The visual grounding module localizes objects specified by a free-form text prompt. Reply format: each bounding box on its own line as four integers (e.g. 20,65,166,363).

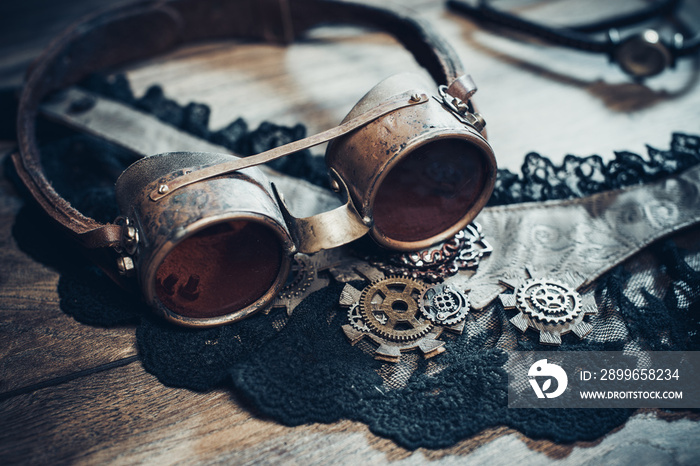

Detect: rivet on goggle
116,256,135,276
330,178,341,193
124,225,137,241
114,215,139,255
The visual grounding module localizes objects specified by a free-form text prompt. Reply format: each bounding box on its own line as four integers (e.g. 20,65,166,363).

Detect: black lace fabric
8,74,700,449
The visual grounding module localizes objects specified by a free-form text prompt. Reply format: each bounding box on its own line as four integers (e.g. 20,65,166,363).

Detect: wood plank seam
0,355,139,402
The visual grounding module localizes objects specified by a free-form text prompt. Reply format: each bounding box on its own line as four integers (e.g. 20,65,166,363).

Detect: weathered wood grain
0,151,137,394
0,362,501,464
1,362,698,465
120,0,700,173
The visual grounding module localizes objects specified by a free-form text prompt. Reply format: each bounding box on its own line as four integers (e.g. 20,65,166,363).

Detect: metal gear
499,273,597,346
367,222,492,282
454,223,493,269
517,279,580,325
419,283,470,325
340,280,465,362
277,255,314,301
341,324,447,363
359,276,432,342
347,303,371,333
530,284,572,315
268,253,332,316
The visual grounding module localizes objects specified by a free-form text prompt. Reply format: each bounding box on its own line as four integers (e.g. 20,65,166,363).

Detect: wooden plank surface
120,0,700,172
0,149,137,395
0,159,142,462
1,0,700,464
0,363,510,464
2,362,699,465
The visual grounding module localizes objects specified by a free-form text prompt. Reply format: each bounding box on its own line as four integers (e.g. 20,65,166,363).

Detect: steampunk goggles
14,0,496,327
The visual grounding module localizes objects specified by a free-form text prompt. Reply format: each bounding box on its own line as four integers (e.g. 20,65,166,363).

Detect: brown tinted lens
155,221,282,319
372,139,487,243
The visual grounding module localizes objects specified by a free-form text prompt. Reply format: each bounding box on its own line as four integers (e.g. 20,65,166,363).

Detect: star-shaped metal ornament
498,269,597,345
265,252,342,315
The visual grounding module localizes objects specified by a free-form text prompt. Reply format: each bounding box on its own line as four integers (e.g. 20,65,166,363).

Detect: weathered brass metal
116,152,294,327
273,170,370,254
113,74,497,327
149,91,429,201
326,73,497,251
100,72,496,328
15,0,500,327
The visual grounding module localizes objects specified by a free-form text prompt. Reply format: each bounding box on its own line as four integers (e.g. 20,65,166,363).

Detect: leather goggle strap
14,0,465,249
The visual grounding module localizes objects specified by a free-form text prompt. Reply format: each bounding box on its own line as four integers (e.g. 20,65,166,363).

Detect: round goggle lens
372,139,487,243
155,220,283,319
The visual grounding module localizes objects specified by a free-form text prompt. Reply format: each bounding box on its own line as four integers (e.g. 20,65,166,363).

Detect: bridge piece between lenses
272,169,370,254
148,91,429,202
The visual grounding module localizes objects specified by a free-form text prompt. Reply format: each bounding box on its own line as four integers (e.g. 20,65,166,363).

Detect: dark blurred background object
448,0,700,79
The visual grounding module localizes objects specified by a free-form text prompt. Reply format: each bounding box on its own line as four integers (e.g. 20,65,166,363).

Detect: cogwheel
270,253,332,316
530,285,571,315
419,284,470,325
500,271,597,346
341,324,447,362
455,238,493,269
359,276,432,342
278,255,314,300
368,223,491,282
347,304,370,333
516,278,581,325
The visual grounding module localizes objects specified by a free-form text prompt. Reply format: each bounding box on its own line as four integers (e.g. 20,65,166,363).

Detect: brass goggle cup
115,73,496,327
116,152,294,327
327,73,496,250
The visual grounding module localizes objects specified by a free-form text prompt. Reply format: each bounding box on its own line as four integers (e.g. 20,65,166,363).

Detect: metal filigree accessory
419,283,470,325
340,275,466,362
266,254,329,316
368,222,492,283
499,270,597,346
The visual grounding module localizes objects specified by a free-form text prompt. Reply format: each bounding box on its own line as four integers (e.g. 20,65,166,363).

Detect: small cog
347,303,370,333
419,284,470,325
516,278,581,325
530,285,571,315
499,272,597,346
359,276,432,342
